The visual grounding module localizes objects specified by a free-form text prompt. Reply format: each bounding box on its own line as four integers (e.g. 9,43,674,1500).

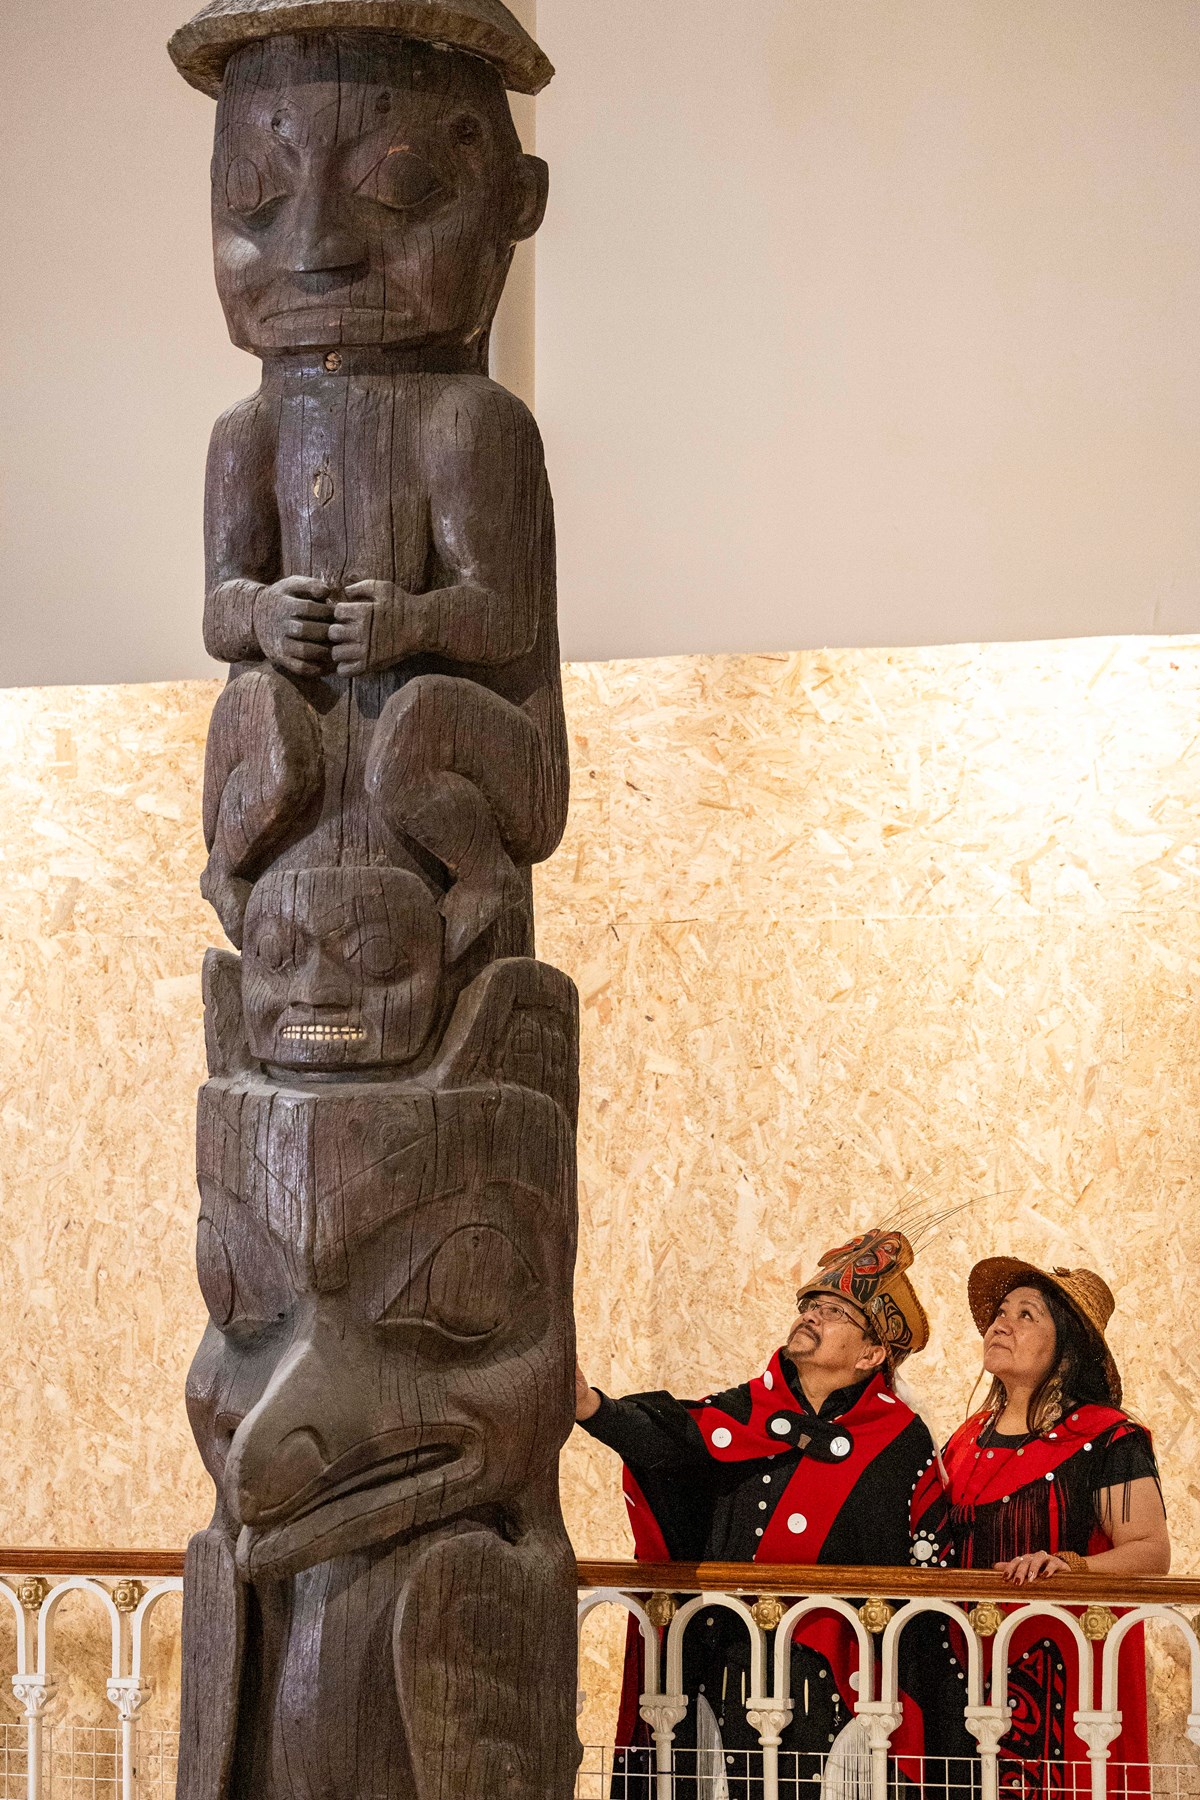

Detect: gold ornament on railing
751,1595,785,1632
1081,1604,1117,1641
647,1593,677,1630
858,1596,895,1634
17,1578,48,1614
111,1579,145,1614
970,1601,1004,1638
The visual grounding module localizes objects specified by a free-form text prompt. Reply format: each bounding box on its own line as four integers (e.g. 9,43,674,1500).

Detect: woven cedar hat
968,1257,1122,1407
796,1228,930,1364
169,0,554,98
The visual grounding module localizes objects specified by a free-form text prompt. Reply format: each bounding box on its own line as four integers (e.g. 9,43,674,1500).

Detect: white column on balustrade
2,1579,41,1800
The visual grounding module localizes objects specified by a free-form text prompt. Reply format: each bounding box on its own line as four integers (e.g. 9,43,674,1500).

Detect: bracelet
1059,1551,1090,1575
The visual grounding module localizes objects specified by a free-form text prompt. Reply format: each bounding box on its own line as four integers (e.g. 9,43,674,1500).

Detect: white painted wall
2,0,1197,685
535,0,1200,657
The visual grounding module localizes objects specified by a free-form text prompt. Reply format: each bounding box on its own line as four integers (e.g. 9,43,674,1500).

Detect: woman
912,1259,1169,1797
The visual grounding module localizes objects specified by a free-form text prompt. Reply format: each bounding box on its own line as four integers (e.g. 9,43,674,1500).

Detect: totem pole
167,5,580,1795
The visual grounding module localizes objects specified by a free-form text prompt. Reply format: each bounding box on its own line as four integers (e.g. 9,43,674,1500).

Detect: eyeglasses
795,1295,867,1331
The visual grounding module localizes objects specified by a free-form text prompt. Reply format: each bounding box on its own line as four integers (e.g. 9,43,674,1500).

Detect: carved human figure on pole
195,25,567,965
168,5,579,1797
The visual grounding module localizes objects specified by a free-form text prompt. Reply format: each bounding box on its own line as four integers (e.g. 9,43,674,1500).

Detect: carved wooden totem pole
167,5,579,1795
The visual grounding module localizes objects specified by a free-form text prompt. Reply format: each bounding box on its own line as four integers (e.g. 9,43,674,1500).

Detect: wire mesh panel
128,1730,178,1800
0,1723,29,1800
574,1750,1200,1800
0,1724,184,1800
47,1727,120,1800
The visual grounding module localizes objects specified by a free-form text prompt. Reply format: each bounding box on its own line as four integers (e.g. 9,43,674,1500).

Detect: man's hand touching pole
575,1361,601,1422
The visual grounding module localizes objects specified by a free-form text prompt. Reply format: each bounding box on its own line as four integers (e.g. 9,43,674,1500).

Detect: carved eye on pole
427,1226,530,1337
356,149,445,213
380,1225,534,1342
337,924,409,982
197,1200,293,1343
252,921,297,973
223,156,288,227
225,156,264,214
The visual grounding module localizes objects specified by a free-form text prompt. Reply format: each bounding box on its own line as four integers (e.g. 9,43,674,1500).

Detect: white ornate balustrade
0,1553,183,1800
577,1560,1200,1800
1,1553,1198,1798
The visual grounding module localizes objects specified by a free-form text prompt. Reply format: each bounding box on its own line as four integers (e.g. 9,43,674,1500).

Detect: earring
1040,1373,1064,1430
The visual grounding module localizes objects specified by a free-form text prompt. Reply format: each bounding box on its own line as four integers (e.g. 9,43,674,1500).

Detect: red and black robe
582,1350,967,1794
911,1404,1161,1798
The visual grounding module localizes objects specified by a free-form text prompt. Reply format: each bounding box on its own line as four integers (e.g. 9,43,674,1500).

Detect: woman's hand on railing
993,1551,1073,1584
575,1362,601,1422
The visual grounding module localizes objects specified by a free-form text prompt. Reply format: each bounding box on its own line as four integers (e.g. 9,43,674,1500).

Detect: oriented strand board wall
1,640,1198,1737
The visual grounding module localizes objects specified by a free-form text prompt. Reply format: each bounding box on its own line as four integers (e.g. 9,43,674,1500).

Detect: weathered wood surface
168,9,577,1796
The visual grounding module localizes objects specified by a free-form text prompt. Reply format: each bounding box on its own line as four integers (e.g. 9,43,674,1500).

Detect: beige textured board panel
0,683,221,1549
1,639,1199,1750
595,640,1200,924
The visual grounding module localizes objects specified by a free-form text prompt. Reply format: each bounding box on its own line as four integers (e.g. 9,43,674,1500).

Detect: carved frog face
211,31,548,356
241,866,443,1072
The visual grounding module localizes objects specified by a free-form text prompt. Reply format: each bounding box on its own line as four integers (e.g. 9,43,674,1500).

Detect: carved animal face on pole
189,1080,576,1579
241,865,444,1070
211,32,548,356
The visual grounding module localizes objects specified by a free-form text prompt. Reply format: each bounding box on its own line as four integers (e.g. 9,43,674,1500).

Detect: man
577,1227,954,1795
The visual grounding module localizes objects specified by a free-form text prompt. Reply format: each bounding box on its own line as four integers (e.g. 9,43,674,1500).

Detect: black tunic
582,1354,965,1798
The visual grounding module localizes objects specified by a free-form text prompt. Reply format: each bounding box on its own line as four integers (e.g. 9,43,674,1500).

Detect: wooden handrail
0,1551,186,1577
1,1551,1195,1607
576,1560,1200,1607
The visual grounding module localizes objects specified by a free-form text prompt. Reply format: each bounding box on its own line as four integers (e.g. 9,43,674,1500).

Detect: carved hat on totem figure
169,0,553,97
794,1227,930,1365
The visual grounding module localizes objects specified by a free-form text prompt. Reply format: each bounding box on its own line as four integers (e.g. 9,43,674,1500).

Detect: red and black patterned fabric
583,1351,966,1797
912,1404,1161,1799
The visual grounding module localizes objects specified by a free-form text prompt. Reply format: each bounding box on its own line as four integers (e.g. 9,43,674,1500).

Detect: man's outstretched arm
574,1362,713,1477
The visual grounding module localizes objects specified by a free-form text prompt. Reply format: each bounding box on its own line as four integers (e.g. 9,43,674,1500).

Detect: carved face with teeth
241,866,443,1072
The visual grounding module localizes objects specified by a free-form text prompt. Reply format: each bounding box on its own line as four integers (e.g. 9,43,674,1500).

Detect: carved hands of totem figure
251,578,335,678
